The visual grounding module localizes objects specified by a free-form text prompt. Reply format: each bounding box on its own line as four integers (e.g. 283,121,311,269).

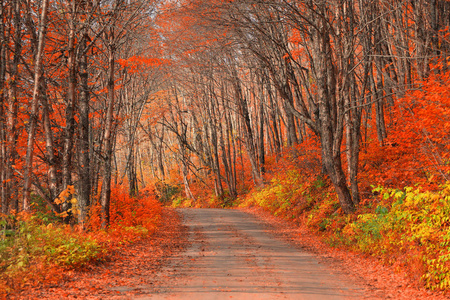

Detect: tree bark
62,1,77,192
101,33,115,229
230,66,263,187
78,31,91,227
41,83,58,204
316,17,354,214
5,0,22,212
0,0,6,214
23,0,49,211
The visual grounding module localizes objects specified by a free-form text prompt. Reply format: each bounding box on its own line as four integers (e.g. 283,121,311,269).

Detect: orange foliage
117,56,171,73
88,185,162,245
0,184,163,298
9,208,185,300
360,67,450,190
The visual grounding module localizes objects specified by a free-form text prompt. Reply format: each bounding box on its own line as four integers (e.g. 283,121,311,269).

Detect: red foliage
1,185,164,298
88,185,162,245
359,67,450,191
8,208,186,300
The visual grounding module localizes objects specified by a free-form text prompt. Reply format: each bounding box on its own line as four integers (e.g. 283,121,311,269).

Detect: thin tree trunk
231,68,263,187
258,91,265,174
209,87,224,197
267,81,281,155
78,32,91,227
23,0,49,211
63,2,77,191
6,0,22,212
220,88,237,199
101,35,115,229
42,83,58,203
0,0,7,214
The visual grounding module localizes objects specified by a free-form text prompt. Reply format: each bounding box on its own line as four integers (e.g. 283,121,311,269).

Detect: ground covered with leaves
6,208,187,300
5,204,450,299
244,207,449,300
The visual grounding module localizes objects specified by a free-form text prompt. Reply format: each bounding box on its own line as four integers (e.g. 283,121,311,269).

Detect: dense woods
2,0,450,294
153,0,450,210
0,0,164,227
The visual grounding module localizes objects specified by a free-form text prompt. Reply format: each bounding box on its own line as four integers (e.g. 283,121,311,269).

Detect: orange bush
359,67,450,190
88,184,162,246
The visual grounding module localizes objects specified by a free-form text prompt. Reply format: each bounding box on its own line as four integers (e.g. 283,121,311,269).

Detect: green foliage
0,214,104,278
30,194,61,224
39,226,102,266
171,196,193,208
348,184,450,290
155,181,182,205
306,194,340,230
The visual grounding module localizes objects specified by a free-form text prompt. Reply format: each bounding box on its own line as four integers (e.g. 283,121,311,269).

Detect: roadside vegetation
170,67,450,292
2,0,450,296
0,185,162,297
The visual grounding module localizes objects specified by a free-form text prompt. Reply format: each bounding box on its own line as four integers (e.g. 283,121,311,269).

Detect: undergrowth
348,185,450,290
239,166,450,291
0,184,162,296
0,213,103,294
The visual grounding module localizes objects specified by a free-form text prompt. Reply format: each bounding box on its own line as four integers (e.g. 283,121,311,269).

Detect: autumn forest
2,0,450,297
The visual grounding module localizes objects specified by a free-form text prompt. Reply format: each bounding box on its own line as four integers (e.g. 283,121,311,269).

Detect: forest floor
11,207,449,299
10,208,188,300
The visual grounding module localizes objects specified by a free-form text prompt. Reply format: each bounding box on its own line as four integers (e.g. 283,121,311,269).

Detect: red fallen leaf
10,208,188,300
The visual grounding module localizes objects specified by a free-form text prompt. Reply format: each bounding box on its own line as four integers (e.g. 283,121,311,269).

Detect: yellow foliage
54,185,76,205
354,183,450,290
53,186,80,216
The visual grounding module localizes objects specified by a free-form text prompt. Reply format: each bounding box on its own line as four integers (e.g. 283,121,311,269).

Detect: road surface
141,208,363,300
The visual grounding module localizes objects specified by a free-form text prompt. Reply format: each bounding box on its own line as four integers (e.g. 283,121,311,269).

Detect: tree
23,0,50,211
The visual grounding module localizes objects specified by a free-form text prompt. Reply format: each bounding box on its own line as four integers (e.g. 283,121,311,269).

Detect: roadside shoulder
241,207,448,300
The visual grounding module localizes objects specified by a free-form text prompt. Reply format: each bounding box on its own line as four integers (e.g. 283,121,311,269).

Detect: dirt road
142,208,363,300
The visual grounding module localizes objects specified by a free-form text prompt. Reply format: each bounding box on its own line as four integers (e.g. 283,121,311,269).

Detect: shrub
0,184,163,296
88,184,162,245
0,213,104,294
350,184,450,290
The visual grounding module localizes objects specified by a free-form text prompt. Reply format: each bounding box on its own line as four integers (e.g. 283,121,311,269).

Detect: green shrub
350,184,450,290
0,214,104,278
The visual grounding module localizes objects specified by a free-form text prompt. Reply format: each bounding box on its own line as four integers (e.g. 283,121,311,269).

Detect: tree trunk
42,83,58,203
317,20,354,214
220,88,237,199
78,32,91,227
5,0,22,212
231,67,263,187
101,35,115,229
0,0,6,214
62,2,77,192
258,83,266,174
267,81,281,155
23,0,49,211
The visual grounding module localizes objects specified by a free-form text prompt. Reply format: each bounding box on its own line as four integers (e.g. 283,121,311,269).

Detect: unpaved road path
141,208,364,300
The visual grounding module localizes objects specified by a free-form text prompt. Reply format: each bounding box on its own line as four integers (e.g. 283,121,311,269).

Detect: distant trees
151,0,450,212
1,0,450,221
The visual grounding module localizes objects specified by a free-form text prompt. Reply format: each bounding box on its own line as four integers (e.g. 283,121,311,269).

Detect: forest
1,0,450,296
